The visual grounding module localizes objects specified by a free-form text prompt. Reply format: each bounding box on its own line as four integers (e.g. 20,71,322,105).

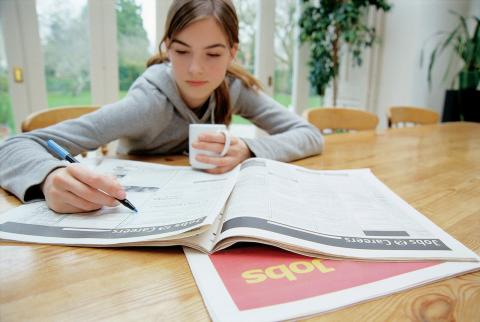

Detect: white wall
374,0,477,128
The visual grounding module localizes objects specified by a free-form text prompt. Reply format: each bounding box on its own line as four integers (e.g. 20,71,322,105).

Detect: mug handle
218,129,231,157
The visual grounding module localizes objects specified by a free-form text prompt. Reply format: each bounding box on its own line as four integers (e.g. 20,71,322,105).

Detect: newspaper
0,157,478,262
184,245,480,322
0,158,239,246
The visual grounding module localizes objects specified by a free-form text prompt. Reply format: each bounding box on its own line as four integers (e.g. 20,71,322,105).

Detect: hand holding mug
189,124,251,173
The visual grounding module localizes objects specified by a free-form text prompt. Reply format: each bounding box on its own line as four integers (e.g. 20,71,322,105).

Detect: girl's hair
146,0,262,125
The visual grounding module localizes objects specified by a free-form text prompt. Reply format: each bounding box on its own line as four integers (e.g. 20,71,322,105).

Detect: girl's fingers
66,164,125,200
43,167,119,213
198,132,238,145
48,202,86,214
193,134,239,154
62,191,103,212
52,165,119,207
65,175,119,207
195,154,233,167
191,135,249,174
205,165,234,174
192,141,227,154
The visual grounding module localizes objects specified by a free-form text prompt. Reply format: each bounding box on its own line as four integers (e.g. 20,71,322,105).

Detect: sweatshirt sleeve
233,85,324,162
0,77,168,202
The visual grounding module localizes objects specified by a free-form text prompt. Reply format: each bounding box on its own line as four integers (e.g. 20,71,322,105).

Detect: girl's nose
188,55,204,75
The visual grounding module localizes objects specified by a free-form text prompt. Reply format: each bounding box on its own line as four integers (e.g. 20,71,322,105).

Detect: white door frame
88,0,119,106
0,0,47,132
291,0,310,115
254,0,276,96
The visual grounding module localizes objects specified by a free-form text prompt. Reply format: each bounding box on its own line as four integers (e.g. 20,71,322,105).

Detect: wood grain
1,122,479,321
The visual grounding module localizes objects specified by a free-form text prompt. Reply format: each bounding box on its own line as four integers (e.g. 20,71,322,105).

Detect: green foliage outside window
117,0,150,91
41,5,91,102
0,68,14,138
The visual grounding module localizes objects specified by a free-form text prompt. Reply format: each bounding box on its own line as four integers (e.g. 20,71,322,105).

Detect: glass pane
0,23,15,141
307,91,323,109
37,0,91,108
274,0,295,108
117,0,155,98
232,0,257,125
233,0,256,75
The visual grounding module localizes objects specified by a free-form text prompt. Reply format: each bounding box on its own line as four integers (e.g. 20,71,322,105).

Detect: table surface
1,122,479,321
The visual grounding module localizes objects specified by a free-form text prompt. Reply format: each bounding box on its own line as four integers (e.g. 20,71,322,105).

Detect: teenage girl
0,0,323,213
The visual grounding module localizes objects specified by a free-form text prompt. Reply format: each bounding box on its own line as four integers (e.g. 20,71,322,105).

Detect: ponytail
146,50,169,67
214,80,232,125
213,62,263,126
227,62,263,90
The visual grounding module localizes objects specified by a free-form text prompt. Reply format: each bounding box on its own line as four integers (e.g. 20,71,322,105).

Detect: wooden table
1,122,479,321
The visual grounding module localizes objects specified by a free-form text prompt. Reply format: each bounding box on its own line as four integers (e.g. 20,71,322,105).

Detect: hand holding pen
42,139,137,214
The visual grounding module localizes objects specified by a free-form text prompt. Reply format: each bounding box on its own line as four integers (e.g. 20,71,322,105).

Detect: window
274,0,295,108
0,24,14,140
274,0,322,110
233,0,257,75
37,0,91,107
116,0,155,98
232,0,257,124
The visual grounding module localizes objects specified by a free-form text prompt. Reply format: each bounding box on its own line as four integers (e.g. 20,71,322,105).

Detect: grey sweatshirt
0,63,324,202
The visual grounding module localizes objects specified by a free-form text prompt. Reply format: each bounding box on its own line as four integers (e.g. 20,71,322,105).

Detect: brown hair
146,0,262,125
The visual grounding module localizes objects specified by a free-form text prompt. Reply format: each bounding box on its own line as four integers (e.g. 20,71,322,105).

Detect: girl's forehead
172,17,230,46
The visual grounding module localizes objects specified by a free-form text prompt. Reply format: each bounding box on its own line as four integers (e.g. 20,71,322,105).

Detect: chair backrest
388,106,439,127
21,105,108,156
21,105,100,132
303,107,379,133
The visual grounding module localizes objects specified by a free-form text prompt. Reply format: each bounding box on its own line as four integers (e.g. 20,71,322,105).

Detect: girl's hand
192,132,252,174
41,164,126,213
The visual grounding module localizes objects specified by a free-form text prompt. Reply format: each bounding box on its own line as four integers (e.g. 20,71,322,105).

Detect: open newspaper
0,157,478,262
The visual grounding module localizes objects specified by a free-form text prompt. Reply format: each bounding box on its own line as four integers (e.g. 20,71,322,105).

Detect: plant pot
442,90,480,122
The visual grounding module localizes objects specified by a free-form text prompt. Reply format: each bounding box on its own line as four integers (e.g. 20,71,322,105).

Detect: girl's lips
187,80,208,87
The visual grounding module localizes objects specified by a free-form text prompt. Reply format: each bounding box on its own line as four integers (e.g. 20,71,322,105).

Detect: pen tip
119,199,138,213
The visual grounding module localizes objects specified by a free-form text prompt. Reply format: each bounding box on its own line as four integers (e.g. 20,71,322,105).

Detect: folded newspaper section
184,246,480,322
0,157,478,262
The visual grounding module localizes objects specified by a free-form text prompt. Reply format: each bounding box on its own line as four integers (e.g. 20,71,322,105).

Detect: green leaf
439,25,460,55
427,47,439,90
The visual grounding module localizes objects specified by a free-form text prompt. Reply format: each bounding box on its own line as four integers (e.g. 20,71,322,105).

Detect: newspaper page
214,158,478,261
185,245,480,322
0,158,239,246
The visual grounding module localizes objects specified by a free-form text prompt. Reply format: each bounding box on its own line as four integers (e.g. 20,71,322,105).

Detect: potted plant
298,0,391,106
422,11,480,122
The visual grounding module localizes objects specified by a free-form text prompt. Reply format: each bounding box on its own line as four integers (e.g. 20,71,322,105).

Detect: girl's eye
175,50,188,55
207,53,221,57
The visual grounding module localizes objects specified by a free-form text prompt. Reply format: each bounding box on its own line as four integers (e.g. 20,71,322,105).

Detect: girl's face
167,17,237,109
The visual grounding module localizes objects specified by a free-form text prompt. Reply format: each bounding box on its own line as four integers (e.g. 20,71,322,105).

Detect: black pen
47,139,138,212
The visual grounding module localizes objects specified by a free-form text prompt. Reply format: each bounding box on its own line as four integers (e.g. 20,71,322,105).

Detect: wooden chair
21,105,100,132
303,107,379,134
388,106,439,128
21,105,109,156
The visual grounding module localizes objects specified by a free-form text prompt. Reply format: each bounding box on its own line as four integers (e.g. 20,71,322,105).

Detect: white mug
189,124,231,169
